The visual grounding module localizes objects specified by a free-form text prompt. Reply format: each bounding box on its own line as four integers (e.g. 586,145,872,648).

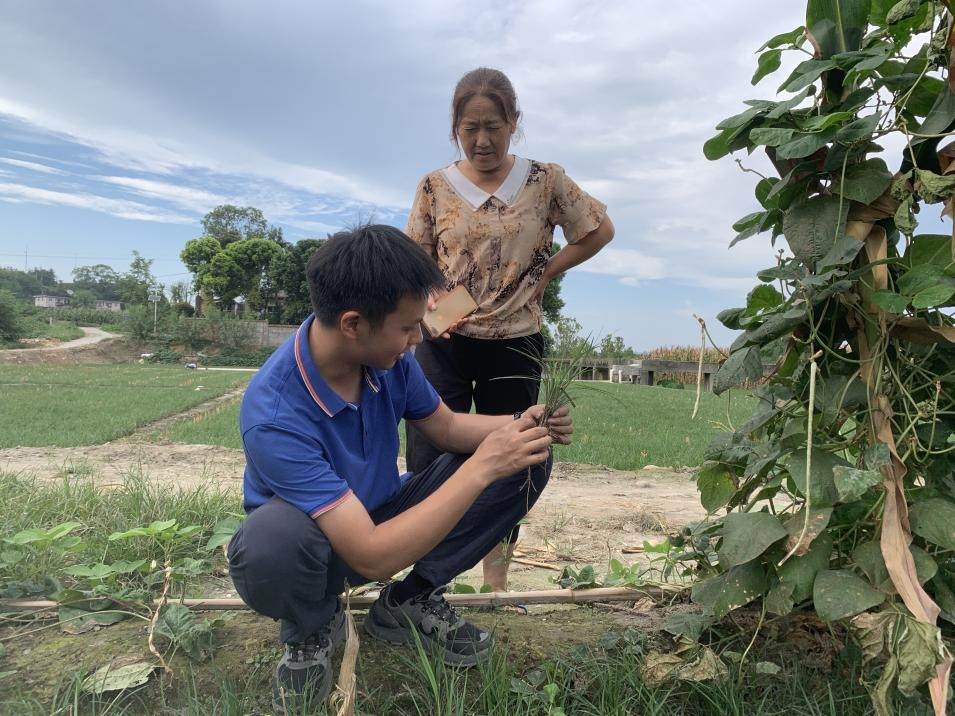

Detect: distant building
95,299,123,312
33,294,70,308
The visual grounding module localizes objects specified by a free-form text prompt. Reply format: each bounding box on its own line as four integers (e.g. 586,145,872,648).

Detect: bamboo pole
1,585,684,613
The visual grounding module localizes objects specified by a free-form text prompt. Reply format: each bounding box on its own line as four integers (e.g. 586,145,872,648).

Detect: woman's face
456,95,515,174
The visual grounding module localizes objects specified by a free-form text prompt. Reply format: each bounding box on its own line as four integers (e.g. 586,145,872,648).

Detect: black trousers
227,452,552,643
406,332,544,546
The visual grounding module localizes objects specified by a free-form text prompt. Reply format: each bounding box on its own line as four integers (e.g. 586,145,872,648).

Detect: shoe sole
362,613,492,667
272,607,349,714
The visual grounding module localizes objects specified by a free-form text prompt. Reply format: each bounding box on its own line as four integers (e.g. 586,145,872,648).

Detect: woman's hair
450,67,521,142
306,224,443,329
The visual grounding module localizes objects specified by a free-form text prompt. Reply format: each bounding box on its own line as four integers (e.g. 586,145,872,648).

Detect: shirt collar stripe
364,371,381,392
294,324,334,417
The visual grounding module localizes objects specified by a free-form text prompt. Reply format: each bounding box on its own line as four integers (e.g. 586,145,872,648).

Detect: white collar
441,156,531,211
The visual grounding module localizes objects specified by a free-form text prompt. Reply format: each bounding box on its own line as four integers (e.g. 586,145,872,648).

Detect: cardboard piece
421,285,478,337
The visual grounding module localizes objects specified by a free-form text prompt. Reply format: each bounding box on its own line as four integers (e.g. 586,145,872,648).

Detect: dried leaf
82,661,156,694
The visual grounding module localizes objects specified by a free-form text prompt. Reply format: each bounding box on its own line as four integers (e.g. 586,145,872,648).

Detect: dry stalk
691,314,706,419
330,590,359,716
147,559,174,676
778,349,823,567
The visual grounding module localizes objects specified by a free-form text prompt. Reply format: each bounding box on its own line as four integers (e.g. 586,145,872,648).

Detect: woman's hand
427,292,469,340
530,273,552,305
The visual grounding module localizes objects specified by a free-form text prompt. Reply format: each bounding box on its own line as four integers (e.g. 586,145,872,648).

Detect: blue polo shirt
239,315,440,518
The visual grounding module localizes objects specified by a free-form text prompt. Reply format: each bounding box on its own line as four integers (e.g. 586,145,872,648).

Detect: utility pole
148,289,160,335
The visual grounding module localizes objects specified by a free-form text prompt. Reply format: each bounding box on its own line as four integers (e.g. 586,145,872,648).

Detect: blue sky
0,1,927,350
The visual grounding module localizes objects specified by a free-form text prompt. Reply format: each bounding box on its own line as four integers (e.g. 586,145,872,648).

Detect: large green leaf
871,290,909,313
718,512,788,568
750,127,796,147
909,497,955,550
833,465,883,502
836,113,880,142
818,233,864,270
691,561,768,619
779,532,833,602
758,26,806,51
767,86,816,118
912,88,955,145
782,196,848,267
806,0,871,58
776,129,836,159
813,569,885,621
786,450,848,507
852,540,937,589
713,347,763,395
697,462,737,514
779,59,838,92
802,110,853,131
753,49,783,85
903,234,955,275
832,158,893,204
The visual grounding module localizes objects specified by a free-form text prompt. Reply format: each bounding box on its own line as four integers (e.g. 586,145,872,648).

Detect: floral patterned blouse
406,156,606,340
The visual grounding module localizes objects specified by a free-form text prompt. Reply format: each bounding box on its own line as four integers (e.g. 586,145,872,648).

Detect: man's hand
522,404,573,445
467,414,552,482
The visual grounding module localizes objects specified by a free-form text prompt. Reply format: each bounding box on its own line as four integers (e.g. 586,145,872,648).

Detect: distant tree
0,267,44,299
181,236,284,312
72,264,121,300
169,281,191,305
542,241,565,324
598,334,636,363
551,316,587,356
0,289,22,342
71,288,98,308
267,238,325,323
117,251,162,306
201,205,284,247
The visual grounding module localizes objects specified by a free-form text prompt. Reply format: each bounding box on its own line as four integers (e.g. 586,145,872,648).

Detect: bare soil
0,438,705,592
0,334,142,365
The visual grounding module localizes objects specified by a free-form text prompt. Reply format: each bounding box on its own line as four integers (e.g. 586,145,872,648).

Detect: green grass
559,383,755,469
165,383,757,471
0,365,250,448
0,470,928,716
164,398,243,446
1,318,83,347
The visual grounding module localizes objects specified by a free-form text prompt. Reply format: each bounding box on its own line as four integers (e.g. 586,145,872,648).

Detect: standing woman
405,67,614,592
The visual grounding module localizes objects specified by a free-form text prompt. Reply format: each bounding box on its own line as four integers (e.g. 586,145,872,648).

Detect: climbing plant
687,1,955,713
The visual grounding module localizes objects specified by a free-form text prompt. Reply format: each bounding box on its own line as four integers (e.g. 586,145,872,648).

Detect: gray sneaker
272,599,347,714
363,583,493,666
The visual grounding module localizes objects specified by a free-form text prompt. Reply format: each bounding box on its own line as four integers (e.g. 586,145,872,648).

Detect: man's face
356,294,427,370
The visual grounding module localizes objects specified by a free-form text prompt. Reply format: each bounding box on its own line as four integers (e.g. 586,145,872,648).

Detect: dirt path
0,326,117,353
0,439,705,589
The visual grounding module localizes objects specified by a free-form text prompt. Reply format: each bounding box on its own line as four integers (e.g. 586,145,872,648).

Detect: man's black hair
306,224,445,328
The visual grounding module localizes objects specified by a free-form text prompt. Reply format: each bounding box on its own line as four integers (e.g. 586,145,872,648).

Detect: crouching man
227,224,572,711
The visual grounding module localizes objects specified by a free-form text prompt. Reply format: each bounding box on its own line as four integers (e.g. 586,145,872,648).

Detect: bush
173,302,195,317
50,307,126,326
203,309,258,351
657,378,684,390
199,347,275,367
125,305,157,340
168,315,209,352
146,348,184,364
0,289,22,343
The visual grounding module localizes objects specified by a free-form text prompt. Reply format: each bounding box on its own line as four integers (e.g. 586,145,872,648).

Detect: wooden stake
1,585,683,614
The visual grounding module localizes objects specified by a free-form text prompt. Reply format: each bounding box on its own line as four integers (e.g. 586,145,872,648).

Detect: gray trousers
228,452,551,643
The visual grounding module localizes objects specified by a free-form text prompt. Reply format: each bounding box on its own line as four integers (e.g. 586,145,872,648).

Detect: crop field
0,365,250,447
162,382,757,471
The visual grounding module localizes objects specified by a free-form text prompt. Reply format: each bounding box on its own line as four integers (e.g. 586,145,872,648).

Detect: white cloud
0,182,192,223
0,157,67,174
96,176,227,213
